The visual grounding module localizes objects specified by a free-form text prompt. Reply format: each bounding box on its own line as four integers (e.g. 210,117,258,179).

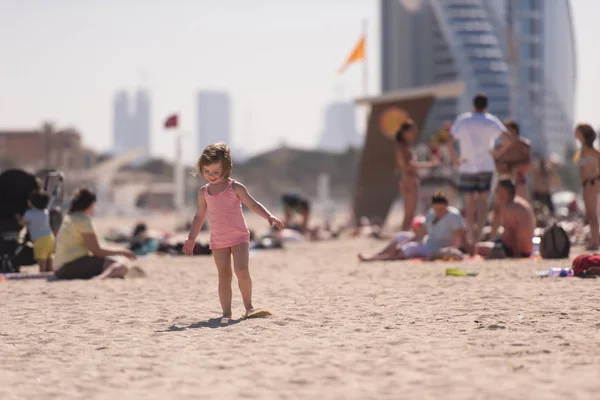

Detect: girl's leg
213,248,233,317
489,203,502,240
94,259,128,279
401,181,418,232
231,243,252,312
37,259,47,273
584,186,599,249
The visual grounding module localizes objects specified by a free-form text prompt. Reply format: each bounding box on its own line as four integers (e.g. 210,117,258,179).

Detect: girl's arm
411,159,440,169
233,182,283,228
397,146,439,171
186,187,208,241
445,140,461,166
82,233,136,259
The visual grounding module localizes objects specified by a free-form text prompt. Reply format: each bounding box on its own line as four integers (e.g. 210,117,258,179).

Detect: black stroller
0,168,65,273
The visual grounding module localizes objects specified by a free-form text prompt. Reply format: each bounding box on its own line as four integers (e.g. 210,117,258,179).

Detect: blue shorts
458,172,494,193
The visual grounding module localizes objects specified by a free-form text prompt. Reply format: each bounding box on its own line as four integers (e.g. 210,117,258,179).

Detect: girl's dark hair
395,121,415,143
577,123,597,148
29,189,50,210
504,119,520,136
68,188,97,214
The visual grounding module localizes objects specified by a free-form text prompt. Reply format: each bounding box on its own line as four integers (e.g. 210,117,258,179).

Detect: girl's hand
268,215,284,229
119,249,137,260
182,239,195,256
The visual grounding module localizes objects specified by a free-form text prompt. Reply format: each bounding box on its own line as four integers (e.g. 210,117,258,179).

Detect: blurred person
475,180,535,259
574,124,600,250
445,94,512,245
281,192,311,234
17,189,55,272
531,156,560,214
183,142,284,323
493,120,531,200
489,120,531,239
53,188,137,280
395,121,440,232
358,193,467,262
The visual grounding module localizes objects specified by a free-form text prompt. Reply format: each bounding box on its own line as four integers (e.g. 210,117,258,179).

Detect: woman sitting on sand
395,121,440,231
53,188,137,280
358,193,467,262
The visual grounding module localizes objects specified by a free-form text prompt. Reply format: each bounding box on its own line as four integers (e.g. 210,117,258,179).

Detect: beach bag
572,253,600,277
540,223,570,259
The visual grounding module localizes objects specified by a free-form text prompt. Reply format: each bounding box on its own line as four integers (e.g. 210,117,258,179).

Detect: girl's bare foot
585,244,599,251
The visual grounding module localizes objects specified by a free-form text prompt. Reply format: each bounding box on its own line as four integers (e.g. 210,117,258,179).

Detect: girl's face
203,161,225,183
84,202,96,216
404,126,418,143
575,128,583,143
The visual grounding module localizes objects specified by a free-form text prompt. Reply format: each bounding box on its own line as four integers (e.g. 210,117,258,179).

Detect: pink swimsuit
204,179,250,249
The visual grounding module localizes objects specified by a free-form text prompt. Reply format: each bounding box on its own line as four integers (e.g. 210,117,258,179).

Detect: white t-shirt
450,112,506,174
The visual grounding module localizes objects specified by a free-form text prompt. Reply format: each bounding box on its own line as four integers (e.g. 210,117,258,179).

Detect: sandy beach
2,214,600,400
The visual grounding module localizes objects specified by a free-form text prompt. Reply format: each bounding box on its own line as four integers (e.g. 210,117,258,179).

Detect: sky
0,0,599,163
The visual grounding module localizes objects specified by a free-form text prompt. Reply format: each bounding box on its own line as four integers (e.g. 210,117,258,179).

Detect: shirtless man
475,179,535,259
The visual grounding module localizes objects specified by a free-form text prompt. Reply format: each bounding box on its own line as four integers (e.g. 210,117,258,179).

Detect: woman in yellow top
54,188,136,280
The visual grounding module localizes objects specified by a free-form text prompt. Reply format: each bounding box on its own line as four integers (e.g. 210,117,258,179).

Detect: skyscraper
381,0,576,157
318,102,361,152
197,91,231,152
112,89,151,163
112,91,131,154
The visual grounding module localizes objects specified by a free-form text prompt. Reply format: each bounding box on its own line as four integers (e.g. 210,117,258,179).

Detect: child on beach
18,189,55,272
182,143,284,323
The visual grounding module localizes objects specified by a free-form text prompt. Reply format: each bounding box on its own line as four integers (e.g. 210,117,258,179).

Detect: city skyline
318,101,361,153
1,0,599,163
197,91,232,155
112,89,151,163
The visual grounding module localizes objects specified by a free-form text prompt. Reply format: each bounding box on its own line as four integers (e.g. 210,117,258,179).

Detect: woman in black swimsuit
575,124,600,250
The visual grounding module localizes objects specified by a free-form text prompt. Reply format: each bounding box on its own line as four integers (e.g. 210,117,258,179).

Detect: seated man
281,192,311,233
358,192,468,262
475,179,535,259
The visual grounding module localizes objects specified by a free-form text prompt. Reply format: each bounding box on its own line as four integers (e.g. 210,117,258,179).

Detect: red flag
164,114,178,129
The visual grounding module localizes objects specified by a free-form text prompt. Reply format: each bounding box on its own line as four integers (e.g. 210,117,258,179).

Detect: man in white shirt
445,93,510,245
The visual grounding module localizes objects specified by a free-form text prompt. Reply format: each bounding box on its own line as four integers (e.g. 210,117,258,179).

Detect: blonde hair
192,142,233,178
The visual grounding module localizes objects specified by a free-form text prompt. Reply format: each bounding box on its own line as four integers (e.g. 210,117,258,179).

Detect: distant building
0,126,97,172
112,89,151,163
197,91,232,151
381,0,577,156
318,102,361,152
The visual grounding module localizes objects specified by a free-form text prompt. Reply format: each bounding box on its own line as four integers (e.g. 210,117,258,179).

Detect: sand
2,214,600,400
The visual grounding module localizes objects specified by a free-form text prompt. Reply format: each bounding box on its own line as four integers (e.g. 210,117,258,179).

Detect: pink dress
204,179,250,249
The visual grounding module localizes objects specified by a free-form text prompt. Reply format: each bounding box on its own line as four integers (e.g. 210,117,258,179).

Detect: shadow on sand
156,317,244,332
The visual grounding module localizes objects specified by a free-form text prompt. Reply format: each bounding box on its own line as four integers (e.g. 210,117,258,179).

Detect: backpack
540,223,570,259
572,253,600,277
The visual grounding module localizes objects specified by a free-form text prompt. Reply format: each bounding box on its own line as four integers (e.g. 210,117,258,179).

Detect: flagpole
362,19,368,97
174,130,184,213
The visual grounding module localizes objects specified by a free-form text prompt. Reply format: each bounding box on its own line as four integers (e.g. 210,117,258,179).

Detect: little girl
183,142,283,323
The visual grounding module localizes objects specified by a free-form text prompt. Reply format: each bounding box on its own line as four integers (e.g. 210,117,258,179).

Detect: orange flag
338,34,365,74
